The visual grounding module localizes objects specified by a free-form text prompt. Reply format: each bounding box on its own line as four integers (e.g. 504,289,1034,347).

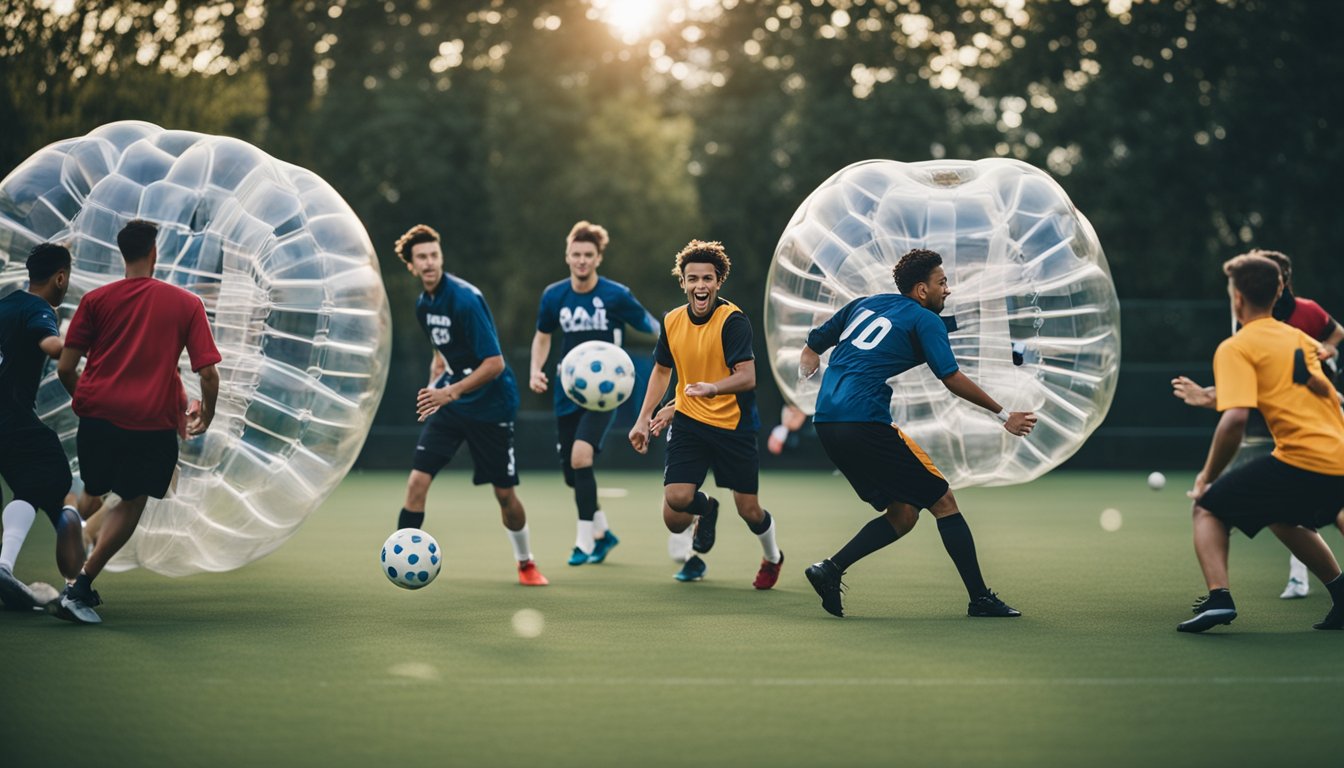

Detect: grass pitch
2,469,1339,767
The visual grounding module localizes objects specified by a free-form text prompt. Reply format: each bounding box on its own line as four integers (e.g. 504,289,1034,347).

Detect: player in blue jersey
0,243,85,610
394,224,547,586
529,221,658,566
799,248,1036,619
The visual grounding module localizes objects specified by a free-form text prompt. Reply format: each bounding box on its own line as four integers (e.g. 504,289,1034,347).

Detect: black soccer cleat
968,590,1021,618
1177,590,1236,633
804,559,846,617
691,497,719,555
1313,602,1344,631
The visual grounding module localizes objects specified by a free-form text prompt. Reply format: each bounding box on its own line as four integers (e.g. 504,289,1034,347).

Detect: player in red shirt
53,220,221,623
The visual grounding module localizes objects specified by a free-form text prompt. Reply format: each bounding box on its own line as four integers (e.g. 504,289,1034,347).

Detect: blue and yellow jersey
655,298,758,432
1214,317,1344,475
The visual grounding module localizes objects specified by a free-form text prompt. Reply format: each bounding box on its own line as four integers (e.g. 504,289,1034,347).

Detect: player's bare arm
1172,375,1217,409
416,354,504,421
630,362,673,454
528,330,552,393
799,345,821,379
39,334,62,359
1190,407,1249,499
186,364,220,436
56,345,83,396
684,359,755,398
940,370,1036,436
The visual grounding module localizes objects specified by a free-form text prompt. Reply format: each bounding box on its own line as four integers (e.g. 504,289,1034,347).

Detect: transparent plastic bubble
0,121,392,575
765,159,1120,487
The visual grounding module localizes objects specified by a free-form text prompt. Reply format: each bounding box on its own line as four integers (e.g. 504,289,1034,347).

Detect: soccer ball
381,528,441,589
559,340,635,412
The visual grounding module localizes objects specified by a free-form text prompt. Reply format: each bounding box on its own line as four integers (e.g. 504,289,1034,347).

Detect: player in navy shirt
395,224,547,586
0,243,85,610
799,248,1036,619
529,221,658,566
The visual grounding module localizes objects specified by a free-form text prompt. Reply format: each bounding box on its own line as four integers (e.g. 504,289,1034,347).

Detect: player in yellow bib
1180,252,1344,633
628,240,783,588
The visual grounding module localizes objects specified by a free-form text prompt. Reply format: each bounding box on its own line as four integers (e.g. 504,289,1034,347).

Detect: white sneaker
1279,577,1309,599
0,566,37,611
51,584,102,624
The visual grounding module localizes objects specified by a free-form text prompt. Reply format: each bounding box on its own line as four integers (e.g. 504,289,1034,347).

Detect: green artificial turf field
1,469,1339,767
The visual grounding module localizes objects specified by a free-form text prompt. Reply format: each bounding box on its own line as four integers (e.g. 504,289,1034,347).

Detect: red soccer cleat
518,560,549,586
753,551,784,590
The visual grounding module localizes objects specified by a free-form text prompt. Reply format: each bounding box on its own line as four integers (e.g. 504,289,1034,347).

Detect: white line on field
456,676,1344,687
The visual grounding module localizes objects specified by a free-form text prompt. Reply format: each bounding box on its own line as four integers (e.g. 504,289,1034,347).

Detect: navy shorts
77,417,178,500
413,406,518,488
816,421,950,511
663,413,759,495
557,408,615,486
1199,454,1344,538
0,410,72,514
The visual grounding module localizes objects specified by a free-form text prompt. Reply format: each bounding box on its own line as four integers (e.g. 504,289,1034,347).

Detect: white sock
756,517,781,564
508,524,533,563
668,526,693,563
1,500,38,572
1289,555,1309,583
593,510,610,538
575,520,595,554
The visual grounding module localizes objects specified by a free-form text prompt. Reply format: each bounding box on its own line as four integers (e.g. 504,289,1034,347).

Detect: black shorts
77,417,178,500
0,410,73,513
816,421,950,511
413,406,518,488
663,413,759,494
557,408,615,486
1199,455,1344,538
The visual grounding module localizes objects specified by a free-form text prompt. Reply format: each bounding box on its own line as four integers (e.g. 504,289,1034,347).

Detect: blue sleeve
722,312,754,368
805,298,859,353
654,315,673,368
459,293,503,360
27,305,59,339
536,286,559,333
615,288,658,335
917,311,958,379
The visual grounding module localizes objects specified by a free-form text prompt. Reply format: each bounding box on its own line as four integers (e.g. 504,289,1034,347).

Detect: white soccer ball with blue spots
559,340,636,413
381,528,441,590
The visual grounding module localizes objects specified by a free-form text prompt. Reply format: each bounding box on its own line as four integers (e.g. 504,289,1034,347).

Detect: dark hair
892,248,943,294
672,240,731,281
117,219,158,262
26,242,72,282
1248,248,1291,289
567,220,609,253
394,224,441,264
1223,252,1282,309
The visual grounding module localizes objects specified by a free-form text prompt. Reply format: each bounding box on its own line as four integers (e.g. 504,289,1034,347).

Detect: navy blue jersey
415,274,519,422
807,294,958,424
536,276,657,416
0,291,59,419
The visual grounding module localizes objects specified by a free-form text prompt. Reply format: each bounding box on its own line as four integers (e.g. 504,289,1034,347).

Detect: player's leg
926,491,1018,617
0,420,76,609
568,438,599,562
464,415,546,585
713,428,782,588
575,408,619,563
1282,554,1311,599
399,408,462,531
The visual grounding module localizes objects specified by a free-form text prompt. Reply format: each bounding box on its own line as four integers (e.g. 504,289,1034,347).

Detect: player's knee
569,442,595,470
665,487,696,512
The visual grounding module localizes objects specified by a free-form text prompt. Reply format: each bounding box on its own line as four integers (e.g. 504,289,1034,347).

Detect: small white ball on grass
1100,508,1123,532
1147,471,1166,490
512,608,545,638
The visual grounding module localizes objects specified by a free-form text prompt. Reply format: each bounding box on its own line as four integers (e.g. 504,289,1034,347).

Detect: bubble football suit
0,121,392,575
765,159,1120,487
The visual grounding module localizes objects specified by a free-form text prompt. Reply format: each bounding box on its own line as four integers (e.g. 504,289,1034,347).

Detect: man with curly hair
629,240,783,588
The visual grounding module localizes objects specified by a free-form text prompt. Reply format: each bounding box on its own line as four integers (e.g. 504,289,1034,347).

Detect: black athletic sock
937,513,989,599
688,491,711,517
1326,575,1344,602
398,508,425,531
831,516,901,572
573,467,598,522
746,510,772,536
74,572,95,594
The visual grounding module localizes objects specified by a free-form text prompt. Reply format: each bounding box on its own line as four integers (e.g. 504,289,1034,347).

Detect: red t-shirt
66,277,222,431
1287,297,1335,341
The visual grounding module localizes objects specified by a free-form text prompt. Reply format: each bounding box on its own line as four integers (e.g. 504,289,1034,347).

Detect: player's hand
650,403,676,437
1320,343,1338,362
1004,411,1036,436
417,386,455,420
684,382,719,398
629,423,650,454
1171,376,1214,408
184,399,211,436
1188,471,1210,500
529,370,549,393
